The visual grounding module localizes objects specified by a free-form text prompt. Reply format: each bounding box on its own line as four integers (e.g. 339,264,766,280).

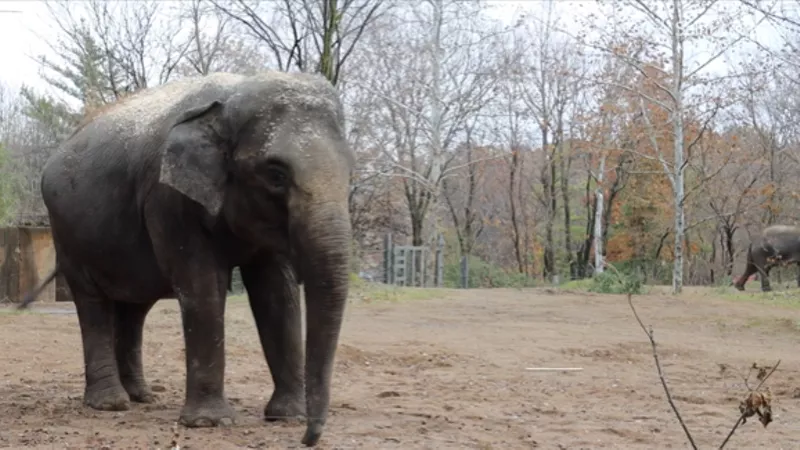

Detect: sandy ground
1,286,799,449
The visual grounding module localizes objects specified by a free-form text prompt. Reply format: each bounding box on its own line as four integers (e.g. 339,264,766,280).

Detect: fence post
460,255,469,288
409,247,417,287
419,247,428,287
383,233,393,285
435,234,445,287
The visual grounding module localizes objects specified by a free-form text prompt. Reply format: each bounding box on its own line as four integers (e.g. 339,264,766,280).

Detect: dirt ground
1,286,799,449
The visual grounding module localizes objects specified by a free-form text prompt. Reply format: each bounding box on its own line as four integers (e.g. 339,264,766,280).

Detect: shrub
444,255,537,288
588,270,644,295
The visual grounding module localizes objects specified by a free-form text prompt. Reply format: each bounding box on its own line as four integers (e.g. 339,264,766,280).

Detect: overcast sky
0,1,598,94
0,1,52,92
0,0,784,102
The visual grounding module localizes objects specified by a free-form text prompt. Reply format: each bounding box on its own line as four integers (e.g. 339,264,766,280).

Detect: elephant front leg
74,295,131,411
146,208,236,428
176,272,236,428
733,272,748,291
760,265,773,292
241,258,305,422
115,301,156,403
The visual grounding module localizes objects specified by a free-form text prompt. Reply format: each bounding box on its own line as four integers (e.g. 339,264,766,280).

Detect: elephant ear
158,100,229,217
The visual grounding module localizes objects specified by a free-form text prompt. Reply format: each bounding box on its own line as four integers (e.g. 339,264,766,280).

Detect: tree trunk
708,228,717,284
670,0,685,294
547,159,557,279
594,154,606,275
578,171,596,278
410,206,424,247
723,225,735,276
318,0,340,84
602,156,629,255
541,127,556,281
405,184,432,247
443,140,480,258
508,149,525,274
561,143,573,279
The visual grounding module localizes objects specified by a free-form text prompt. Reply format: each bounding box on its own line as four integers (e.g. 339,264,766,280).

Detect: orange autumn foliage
586,55,735,265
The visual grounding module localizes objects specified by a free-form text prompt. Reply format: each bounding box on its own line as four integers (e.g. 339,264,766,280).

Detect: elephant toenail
196,418,212,427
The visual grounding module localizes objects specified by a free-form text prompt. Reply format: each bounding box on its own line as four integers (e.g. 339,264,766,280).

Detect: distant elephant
734,224,800,292
18,71,354,447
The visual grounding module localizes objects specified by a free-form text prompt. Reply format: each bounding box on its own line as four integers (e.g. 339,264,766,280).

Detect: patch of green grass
559,278,594,291
743,316,800,334
226,275,445,305
347,272,445,304
709,284,800,308
443,257,537,288
557,272,648,295
350,281,444,304
0,306,41,315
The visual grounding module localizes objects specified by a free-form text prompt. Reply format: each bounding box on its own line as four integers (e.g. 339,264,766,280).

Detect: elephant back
760,224,800,257
89,73,246,140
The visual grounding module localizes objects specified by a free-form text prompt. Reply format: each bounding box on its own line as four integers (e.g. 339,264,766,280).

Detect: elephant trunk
295,202,351,447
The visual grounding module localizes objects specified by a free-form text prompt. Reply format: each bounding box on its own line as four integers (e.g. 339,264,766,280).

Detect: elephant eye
265,163,290,192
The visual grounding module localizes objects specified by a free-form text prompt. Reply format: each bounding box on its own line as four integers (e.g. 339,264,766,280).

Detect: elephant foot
302,419,326,447
122,381,156,403
179,398,236,428
264,390,305,422
734,284,745,291
84,385,131,411
762,287,772,292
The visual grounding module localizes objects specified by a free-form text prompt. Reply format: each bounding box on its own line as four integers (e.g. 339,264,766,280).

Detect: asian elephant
17,71,354,447
734,224,800,292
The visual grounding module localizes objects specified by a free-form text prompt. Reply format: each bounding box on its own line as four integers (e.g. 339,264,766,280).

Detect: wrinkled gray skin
734,225,800,292
20,71,353,447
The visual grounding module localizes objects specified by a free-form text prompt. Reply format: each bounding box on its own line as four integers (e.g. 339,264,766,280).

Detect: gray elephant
734,224,800,292
17,71,354,447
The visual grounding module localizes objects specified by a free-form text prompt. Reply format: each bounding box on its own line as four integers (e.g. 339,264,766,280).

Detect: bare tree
491,32,535,275
699,128,766,278
182,0,232,75
339,73,405,248
356,1,503,247
176,0,271,76
582,0,766,293
441,120,489,257
210,0,388,85
516,0,582,281
577,47,643,276
38,0,193,109
0,83,73,219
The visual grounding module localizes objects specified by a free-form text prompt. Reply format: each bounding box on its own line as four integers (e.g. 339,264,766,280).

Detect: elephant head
158,73,353,446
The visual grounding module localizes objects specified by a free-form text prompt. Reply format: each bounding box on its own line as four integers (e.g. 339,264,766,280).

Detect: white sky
0,1,53,93
0,1,591,94
0,0,786,101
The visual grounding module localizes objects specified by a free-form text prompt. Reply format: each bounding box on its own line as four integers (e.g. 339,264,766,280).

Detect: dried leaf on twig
739,388,773,428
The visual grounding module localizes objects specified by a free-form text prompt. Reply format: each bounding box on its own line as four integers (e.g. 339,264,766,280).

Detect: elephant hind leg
115,301,157,403
74,293,130,411
795,263,800,288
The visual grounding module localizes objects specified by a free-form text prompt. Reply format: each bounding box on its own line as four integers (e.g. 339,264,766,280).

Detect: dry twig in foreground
626,293,779,450
627,293,698,449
